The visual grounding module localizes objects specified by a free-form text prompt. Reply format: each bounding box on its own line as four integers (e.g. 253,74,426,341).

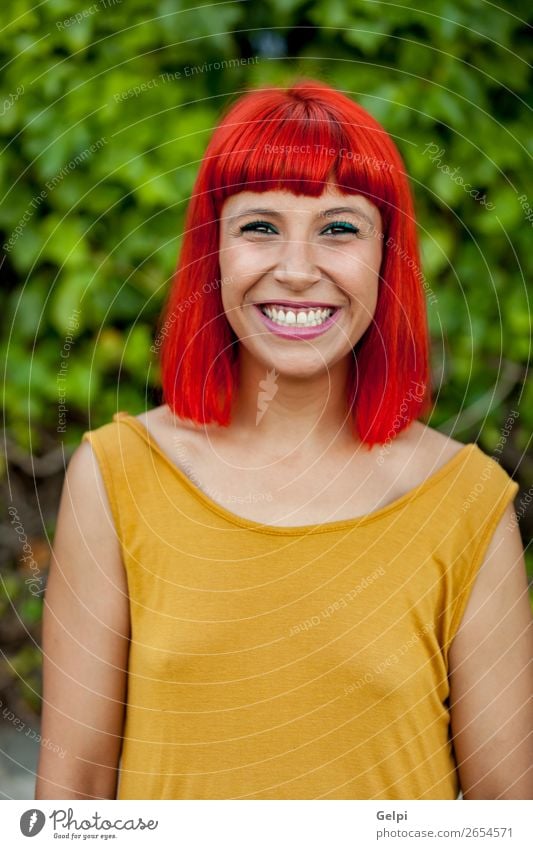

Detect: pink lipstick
253,304,342,340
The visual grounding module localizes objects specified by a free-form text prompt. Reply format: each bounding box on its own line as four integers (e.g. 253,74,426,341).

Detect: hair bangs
208,95,399,229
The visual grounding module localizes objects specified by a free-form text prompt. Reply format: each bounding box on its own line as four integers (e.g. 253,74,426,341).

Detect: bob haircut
159,78,432,448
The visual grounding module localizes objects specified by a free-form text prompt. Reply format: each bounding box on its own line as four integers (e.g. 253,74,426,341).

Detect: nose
273,237,322,288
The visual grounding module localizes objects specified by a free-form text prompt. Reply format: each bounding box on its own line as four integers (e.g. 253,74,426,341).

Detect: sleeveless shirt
81,412,520,800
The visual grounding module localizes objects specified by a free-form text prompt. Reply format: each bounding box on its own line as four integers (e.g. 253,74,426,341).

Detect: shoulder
60,439,124,556
399,420,466,459
135,404,197,432
134,403,212,452
382,420,469,486
134,404,175,431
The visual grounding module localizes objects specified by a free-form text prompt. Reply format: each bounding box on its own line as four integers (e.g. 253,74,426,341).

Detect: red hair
159,78,432,447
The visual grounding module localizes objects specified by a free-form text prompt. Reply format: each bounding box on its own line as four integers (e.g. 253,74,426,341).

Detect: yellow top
81,412,519,800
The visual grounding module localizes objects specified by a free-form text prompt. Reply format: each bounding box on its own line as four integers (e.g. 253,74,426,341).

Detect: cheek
355,241,383,273
220,273,248,319
339,246,381,290
323,240,382,272
340,252,381,321
220,245,271,301
219,241,261,277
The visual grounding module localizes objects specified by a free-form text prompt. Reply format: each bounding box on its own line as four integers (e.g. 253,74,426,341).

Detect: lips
253,303,342,340
256,299,341,309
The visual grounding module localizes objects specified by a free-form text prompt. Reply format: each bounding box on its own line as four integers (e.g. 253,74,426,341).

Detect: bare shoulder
134,404,214,449
135,404,197,432
385,420,468,481
66,440,124,551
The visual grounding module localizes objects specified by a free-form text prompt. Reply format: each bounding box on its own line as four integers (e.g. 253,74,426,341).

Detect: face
218,184,383,377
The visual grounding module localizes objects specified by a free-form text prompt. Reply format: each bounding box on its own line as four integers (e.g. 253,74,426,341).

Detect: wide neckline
112,412,476,535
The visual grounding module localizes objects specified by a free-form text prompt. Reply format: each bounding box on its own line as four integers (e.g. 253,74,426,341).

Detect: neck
228,350,358,458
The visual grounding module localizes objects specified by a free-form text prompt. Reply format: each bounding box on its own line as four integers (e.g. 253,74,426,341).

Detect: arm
448,500,533,799
35,440,130,799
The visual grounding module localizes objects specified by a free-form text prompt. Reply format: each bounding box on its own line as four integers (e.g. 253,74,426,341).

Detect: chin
254,344,343,376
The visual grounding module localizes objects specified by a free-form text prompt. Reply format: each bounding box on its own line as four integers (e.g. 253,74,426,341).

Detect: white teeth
260,305,335,327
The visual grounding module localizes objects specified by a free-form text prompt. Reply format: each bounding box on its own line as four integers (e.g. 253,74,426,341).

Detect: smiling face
218,184,383,377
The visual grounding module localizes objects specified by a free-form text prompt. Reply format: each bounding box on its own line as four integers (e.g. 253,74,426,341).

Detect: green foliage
1,1,531,569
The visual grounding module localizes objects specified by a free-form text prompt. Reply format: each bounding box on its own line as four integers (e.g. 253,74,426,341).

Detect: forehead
221,185,380,223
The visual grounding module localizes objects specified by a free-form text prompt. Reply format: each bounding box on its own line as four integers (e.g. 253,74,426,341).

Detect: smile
261,303,335,326
253,303,342,340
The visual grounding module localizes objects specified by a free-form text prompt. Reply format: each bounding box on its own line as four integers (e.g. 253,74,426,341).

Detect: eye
239,220,278,234
321,220,361,235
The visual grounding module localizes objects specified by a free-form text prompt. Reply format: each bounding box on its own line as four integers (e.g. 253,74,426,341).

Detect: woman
36,78,532,800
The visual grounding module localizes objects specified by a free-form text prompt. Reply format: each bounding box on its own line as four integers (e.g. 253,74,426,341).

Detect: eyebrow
227,205,375,227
